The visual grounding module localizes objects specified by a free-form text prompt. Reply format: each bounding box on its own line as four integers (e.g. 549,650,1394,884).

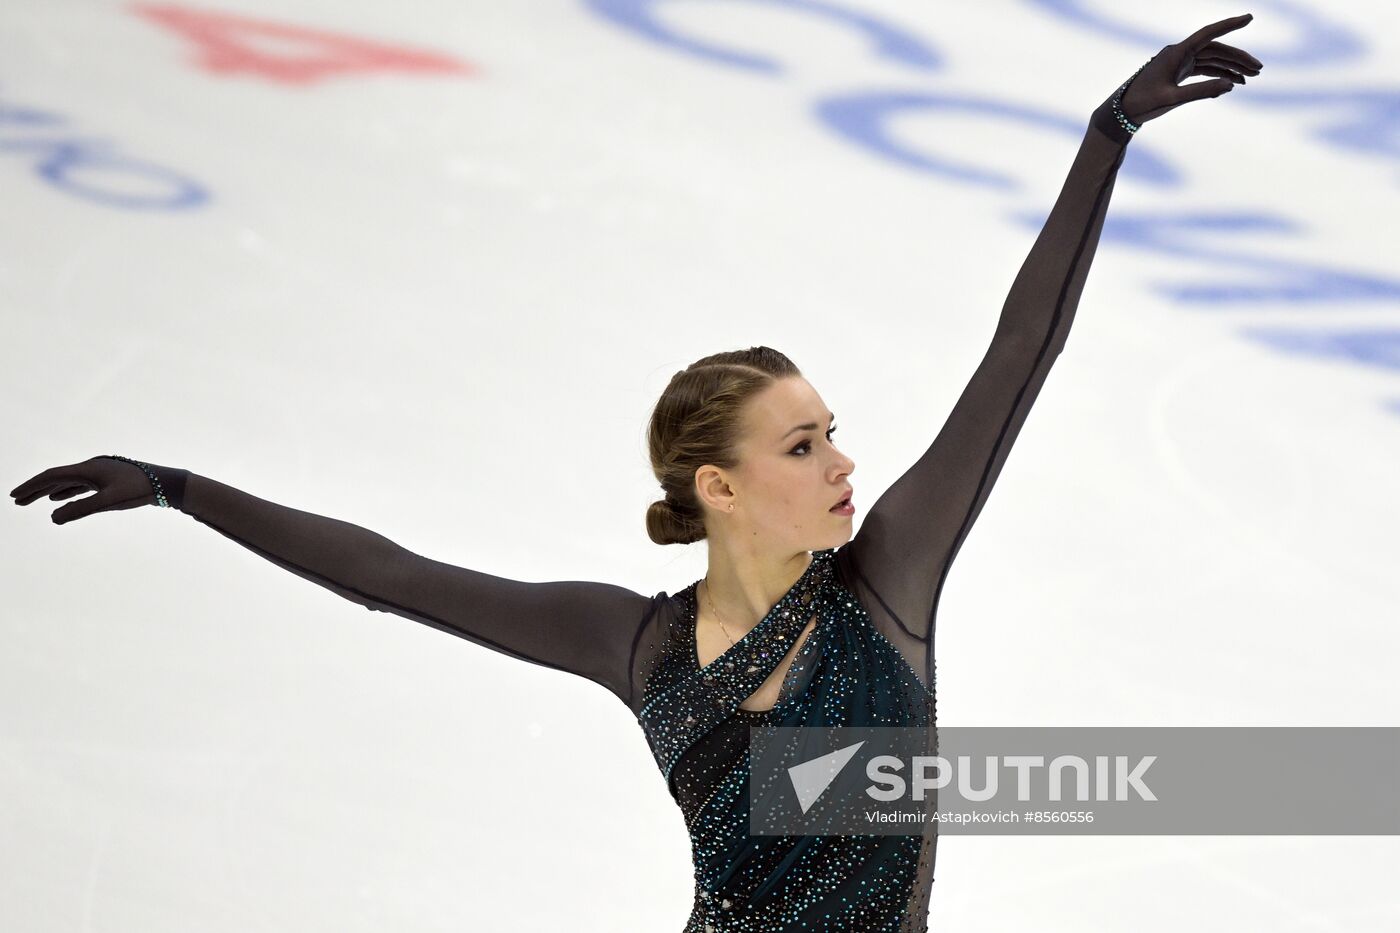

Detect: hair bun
646,497,690,546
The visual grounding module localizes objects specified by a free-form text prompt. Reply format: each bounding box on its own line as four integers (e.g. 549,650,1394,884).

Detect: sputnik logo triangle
788,740,866,814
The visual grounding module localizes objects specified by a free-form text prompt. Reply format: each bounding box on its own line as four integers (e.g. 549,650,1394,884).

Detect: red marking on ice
130,4,474,84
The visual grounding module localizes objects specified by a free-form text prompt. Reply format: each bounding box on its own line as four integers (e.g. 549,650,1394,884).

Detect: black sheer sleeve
837,101,1135,688
174,471,658,709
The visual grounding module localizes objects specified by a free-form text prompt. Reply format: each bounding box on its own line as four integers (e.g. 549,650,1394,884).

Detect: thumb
52,491,113,525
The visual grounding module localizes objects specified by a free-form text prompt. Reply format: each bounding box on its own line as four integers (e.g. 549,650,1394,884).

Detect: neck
702,538,814,634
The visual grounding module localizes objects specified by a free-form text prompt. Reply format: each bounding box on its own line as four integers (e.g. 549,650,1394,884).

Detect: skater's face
696,376,856,552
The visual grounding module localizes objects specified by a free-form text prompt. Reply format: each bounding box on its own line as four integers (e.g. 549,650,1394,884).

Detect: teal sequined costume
642,549,936,932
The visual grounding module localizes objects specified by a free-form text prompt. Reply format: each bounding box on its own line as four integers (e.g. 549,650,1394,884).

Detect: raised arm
841,19,1262,652
11,456,658,709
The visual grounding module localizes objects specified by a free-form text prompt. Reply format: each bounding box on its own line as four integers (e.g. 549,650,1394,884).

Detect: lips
830,489,853,509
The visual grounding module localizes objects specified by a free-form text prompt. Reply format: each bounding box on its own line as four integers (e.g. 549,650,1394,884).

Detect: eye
791,424,838,456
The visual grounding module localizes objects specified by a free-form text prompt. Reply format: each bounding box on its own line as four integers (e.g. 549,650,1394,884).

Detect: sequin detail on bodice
638,549,940,932
638,551,827,793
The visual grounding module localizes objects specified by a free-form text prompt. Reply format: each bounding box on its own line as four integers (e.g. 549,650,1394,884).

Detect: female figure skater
11,16,1261,932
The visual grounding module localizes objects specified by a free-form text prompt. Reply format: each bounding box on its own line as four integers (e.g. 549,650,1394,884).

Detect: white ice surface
3,2,1398,930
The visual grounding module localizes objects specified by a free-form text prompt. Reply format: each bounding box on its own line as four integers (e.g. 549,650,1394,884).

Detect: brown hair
645,346,802,546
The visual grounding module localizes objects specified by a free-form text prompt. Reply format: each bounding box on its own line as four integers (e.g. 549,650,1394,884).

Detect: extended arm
11,459,656,708
843,24,1262,649
182,473,655,704
845,103,1131,646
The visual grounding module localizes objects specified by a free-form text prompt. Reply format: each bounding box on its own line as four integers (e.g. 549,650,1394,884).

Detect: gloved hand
10,456,188,524
1109,13,1262,129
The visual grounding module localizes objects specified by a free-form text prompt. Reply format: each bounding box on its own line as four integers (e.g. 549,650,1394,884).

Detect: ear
694,465,736,514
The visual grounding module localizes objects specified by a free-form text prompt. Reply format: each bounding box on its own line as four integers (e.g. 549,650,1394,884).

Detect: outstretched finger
1185,13,1254,51
11,464,85,502
48,483,96,502
1196,57,1250,79
1197,53,1259,76
1171,75,1236,105
10,469,58,501
12,480,69,506
1203,39,1262,70
1194,64,1245,85
15,479,90,506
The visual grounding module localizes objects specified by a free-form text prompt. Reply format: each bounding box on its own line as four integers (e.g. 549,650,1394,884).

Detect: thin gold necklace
703,575,742,646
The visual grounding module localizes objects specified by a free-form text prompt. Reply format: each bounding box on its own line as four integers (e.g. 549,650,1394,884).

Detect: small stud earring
728,504,734,511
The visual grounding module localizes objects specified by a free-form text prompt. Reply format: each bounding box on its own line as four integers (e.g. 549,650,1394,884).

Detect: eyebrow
781,412,836,440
